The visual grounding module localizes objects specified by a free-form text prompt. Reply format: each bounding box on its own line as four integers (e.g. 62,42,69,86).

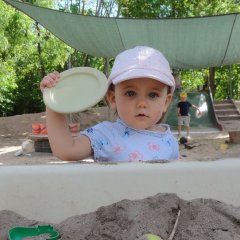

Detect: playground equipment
164,91,221,130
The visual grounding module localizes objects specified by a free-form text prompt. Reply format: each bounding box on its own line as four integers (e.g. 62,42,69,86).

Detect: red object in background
40,123,48,135
32,123,41,134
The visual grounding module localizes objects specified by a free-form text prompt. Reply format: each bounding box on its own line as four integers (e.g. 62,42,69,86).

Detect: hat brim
110,68,175,92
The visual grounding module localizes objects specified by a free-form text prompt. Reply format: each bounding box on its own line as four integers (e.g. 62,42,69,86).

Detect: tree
0,0,70,116
120,0,240,18
0,0,122,116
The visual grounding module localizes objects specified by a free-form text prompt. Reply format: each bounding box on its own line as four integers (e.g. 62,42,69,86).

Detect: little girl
40,46,179,162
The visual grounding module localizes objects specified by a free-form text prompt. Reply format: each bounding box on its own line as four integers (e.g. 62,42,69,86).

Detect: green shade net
4,0,240,69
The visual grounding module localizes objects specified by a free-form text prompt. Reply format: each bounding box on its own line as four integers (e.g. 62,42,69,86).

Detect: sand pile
1,193,240,240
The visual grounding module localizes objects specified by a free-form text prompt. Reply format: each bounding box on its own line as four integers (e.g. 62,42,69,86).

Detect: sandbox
0,158,240,223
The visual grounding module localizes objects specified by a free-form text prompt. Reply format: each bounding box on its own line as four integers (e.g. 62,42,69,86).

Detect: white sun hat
108,46,175,92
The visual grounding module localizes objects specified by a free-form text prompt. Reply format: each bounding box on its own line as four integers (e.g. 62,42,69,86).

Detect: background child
40,46,179,162
177,92,200,139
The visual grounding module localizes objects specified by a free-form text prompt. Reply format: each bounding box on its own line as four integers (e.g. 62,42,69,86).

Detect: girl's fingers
48,71,60,81
40,72,60,92
40,77,55,91
52,71,60,78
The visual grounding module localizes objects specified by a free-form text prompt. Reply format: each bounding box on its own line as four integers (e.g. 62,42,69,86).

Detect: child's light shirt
81,119,179,162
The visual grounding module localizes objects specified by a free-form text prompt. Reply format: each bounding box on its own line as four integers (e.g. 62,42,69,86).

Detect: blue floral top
81,119,179,162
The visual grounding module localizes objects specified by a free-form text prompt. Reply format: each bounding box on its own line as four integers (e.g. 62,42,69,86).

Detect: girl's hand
40,71,60,92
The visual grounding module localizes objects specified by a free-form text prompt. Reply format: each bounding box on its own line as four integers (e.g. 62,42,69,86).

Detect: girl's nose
136,98,147,108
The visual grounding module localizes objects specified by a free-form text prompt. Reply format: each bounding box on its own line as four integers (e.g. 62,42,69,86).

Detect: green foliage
0,0,70,116
180,70,205,91
0,0,110,116
179,65,240,100
120,0,240,18
0,1,18,116
121,0,164,18
215,65,240,100
0,63,17,116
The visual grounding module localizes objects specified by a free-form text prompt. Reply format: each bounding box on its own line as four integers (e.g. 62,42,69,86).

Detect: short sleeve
80,122,114,161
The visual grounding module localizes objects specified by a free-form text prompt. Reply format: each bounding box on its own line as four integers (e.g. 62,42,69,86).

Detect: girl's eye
148,92,159,98
125,90,136,97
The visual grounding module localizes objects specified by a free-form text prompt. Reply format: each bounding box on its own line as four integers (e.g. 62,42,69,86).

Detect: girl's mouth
136,114,149,118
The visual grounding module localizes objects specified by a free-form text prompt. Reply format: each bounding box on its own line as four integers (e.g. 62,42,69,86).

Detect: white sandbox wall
0,159,240,223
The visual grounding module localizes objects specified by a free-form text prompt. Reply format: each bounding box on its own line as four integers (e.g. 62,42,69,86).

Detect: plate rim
43,67,108,114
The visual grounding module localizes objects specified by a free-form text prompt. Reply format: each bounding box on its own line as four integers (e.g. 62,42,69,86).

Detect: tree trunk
209,67,216,98
103,58,109,77
83,53,89,66
35,22,46,77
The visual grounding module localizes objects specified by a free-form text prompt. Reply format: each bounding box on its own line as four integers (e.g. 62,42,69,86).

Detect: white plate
43,67,108,113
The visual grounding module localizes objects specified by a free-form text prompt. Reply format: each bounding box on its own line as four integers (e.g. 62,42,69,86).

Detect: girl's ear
106,89,117,109
163,93,173,112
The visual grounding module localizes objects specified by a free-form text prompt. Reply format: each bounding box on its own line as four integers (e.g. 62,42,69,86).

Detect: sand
1,193,240,239
0,110,240,239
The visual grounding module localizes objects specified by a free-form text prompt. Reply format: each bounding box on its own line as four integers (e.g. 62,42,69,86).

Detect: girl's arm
41,71,92,161
46,107,92,161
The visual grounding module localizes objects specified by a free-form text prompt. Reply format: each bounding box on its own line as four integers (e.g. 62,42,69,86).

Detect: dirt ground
0,107,239,165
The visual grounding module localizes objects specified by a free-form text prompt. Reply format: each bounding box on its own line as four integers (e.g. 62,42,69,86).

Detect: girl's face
106,78,172,130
